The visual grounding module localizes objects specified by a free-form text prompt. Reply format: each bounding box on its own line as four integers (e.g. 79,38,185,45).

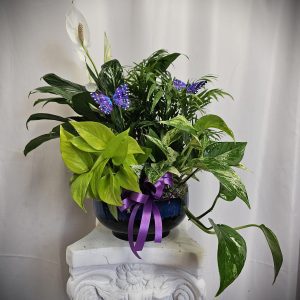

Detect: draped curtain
1,0,299,299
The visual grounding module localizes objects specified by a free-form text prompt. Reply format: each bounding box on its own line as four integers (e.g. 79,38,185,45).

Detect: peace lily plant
24,5,283,297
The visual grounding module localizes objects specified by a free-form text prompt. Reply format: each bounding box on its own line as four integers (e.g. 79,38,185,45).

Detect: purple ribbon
119,172,173,258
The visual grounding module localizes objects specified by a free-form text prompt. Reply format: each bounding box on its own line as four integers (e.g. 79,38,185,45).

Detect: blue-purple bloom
113,84,130,110
173,79,187,90
173,78,207,94
186,80,207,94
90,91,113,114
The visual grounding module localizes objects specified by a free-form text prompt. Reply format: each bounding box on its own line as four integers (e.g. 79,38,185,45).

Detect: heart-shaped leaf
71,121,114,150
259,225,283,283
209,219,247,296
194,114,234,140
161,115,197,135
204,142,247,166
70,171,93,210
60,126,93,174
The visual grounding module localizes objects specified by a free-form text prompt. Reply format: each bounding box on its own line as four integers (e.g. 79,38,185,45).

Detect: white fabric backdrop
1,0,299,299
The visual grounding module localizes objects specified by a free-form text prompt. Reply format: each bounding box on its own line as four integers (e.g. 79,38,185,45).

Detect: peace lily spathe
66,5,90,47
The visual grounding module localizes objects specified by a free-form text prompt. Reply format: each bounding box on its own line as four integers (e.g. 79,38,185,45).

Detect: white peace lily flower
66,5,90,48
85,82,97,92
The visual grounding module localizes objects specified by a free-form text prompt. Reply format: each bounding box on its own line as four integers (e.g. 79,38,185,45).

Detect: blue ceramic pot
93,186,188,241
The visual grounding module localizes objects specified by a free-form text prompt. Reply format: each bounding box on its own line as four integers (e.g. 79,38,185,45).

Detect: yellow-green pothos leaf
209,219,247,297
103,130,129,165
71,136,99,152
128,137,145,154
90,158,109,197
98,171,122,206
60,126,93,174
115,165,141,193
70,171,93,210
194,114,234,140
107,204,118,220
70,121,114,150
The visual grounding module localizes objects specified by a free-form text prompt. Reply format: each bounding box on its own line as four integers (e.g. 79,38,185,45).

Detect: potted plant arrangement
24,6,283,296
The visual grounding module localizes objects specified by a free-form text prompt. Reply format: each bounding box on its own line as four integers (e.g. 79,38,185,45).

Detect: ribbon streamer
119,173,173,258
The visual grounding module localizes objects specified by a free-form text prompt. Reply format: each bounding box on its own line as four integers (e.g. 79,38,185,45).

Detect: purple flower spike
186,80,207,94
90,91,113,115
113,84,130,110
173,79,187,91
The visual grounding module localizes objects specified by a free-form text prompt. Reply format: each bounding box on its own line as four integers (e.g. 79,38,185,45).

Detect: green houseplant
24,5,283,296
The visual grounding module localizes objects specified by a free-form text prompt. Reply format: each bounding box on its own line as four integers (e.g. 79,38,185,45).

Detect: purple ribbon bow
119,173,173,258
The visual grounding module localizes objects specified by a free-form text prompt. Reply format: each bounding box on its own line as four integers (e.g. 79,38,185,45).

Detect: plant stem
184,206,260,235
233,224,260,230
183,206,214,234
181,168,200,185
197,194,219,219
82,45,99,76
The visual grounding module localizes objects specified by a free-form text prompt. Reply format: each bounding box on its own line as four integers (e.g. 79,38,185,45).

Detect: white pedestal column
66,225,206,300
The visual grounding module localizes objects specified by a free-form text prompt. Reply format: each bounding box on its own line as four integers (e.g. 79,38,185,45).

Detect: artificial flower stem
197,194,219,219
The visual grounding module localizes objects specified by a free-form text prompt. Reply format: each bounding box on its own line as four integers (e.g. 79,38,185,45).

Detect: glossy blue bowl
93,189,188,241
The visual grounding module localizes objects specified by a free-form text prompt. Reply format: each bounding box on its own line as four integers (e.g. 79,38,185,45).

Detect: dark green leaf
71,92,100,121
209,219,247,297
42,73,85,92
191,158,249,208
26,113,69,129
24,130,59,156
146,83,157,102
204,142,247,166
194,114,234,140
98,59,123,93
135,147,152,164
150,90,163,112
259,225,283,283
219,184,236,201
33,97,70,107
29,86,74,101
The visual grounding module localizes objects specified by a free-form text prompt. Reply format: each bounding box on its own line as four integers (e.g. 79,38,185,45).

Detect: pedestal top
66,224,203,276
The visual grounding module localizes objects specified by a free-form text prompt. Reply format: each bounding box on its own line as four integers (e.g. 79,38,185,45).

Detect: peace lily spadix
66,5,90,48
66,5,98,76
25,7,283,297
